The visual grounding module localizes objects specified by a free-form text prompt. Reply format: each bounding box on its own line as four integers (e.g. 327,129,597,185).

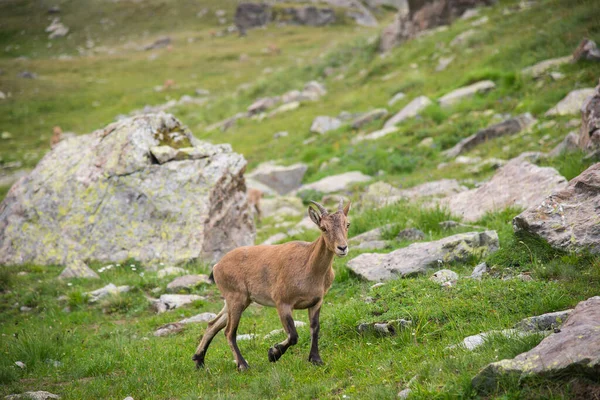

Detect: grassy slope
1,0,600,398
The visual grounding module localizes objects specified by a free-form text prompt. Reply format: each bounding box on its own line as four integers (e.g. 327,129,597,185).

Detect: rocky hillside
1,0,599,399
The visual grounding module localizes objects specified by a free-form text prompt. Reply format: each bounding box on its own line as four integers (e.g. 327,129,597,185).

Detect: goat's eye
346,223,351,229
320,227,327,232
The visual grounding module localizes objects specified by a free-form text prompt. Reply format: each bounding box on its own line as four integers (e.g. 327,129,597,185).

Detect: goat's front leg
308,303,324,365
268,304,298,362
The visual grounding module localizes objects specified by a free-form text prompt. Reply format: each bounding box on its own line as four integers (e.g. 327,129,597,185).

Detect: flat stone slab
347,231,499,281
515,309,573,332
5,391,60,400
521,56,571,78
545,88,595,116
152,294,204,313
439,80,496,107
298,171,371,193
513,163,600,254
86,283,131,302
166,274,211,292
439,159,567,222
384,96,432,128
472,296,600,392
247,162,308,195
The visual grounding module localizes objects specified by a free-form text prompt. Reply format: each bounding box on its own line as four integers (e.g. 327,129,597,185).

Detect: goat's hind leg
268,304,298,363
225,296,251,371
192,303,228,368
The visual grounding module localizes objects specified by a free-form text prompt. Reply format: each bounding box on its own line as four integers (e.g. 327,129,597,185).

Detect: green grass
2,0,600,398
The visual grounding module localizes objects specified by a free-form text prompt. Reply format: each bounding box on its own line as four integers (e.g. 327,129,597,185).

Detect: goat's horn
309,201,328,215
338,198,344,212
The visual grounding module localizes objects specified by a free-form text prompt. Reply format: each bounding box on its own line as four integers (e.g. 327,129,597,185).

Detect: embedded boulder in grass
443,113,537,158
472,296,600,393
513,163,600,254
438,158,567,222
0,113,255,266
310,116,342,134
298,171,371,193
247,162,308,195
384,96,432,128
347,231,499,281
545,88,595,116
166,274,211,292
578,80,600,153
438,80,496,107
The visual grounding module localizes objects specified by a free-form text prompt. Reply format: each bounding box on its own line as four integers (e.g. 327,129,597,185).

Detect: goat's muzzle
335,245,349,257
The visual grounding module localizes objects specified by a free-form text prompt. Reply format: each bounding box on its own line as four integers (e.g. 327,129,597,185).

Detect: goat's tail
208,270,215,284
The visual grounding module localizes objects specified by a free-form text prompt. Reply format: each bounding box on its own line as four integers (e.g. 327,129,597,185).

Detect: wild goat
192,199,351,370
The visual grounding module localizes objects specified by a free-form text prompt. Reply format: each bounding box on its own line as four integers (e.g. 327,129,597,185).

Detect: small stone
5,391,60,400
398,388,412,399
470,262,487,279
430,269,459,285
166,274,211,292
273,131,289,139
236,334,256,341
310,116,342,134
157,267,188,278
388,92,406,106
370,282,385,290
15,361,26,369
19,306,32,312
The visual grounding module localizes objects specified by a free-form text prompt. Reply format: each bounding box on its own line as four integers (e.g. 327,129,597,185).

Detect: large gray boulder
443,113,536,158
347,231,498,281
235,3,272,32
513,163,600,254
0,113,255,266
545,88,595,116
247,162,307,195
439,159,567,222
520,56,571,78
472,296,600,392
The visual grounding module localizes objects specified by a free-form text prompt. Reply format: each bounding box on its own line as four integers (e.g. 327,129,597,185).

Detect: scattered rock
157,267,188,278
439,159,567,222
86,283,131,303
58,259,100,280
454,329,534,351
248,96,281,115
443,113,536,158
430,269,458,285
450,29,477,47
310,116,342,134
247,162,308,195
545,88,595,116
261,196,304,218
298,171,371,193
398,388,412,399
357,319,411,336
46,18,69,39
0,114,255,266
388,92,406,106
548,131,579,157
154,323,184,337
18,71,37,79
152,294,204,313
15,361,26,369
351,109,388,129
384,96,432,128
269,102,300,118
399,179,468,201
513,163,600,254
235,3,272,33
397,228,425,241
5,391,60,400
578,80,600,152
550,71,565,80
436,56,455,72
347,231,499,281
439,80,496,107
515,309,573,332
264,320,306,339
236,334,256,341
472,296,600,392
471,16,489,26
143,37,171,51
572,38,600,62
360,181,403,207
352,126,399,143
521,55,571,78
470,262,487,279
179,312,217,324
166,275,211,292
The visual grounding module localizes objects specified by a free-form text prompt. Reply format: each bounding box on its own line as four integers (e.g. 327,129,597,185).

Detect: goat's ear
308,207,321,226
343,201,352,216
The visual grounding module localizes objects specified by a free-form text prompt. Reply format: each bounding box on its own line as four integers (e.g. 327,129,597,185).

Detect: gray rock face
470,262,487,279
5,391,60,400
579,81,600,152
247,162,307,195
548,131,579,157
0,113,255,266
513,163,600,254
351,109,388,129
152,294,204,313
384,96,432,128
438,80,496,107
439,159,567,222
397,228,425,241
166,274,211,292
347,231,499,281
545,88,595,116
310,116,342,134
515,309,573,332
472,296,600,392
443,113,537,158
298,171,371,193
235,3,272,31
521,56,571,78
58,259,100,280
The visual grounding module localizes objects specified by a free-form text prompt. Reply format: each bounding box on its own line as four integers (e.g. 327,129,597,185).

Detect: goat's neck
307,235,334,276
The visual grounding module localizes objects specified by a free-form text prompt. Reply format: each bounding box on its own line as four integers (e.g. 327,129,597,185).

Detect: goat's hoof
268,346,282,362
237,362,250,372
309,357,324,366
192,353,205,369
